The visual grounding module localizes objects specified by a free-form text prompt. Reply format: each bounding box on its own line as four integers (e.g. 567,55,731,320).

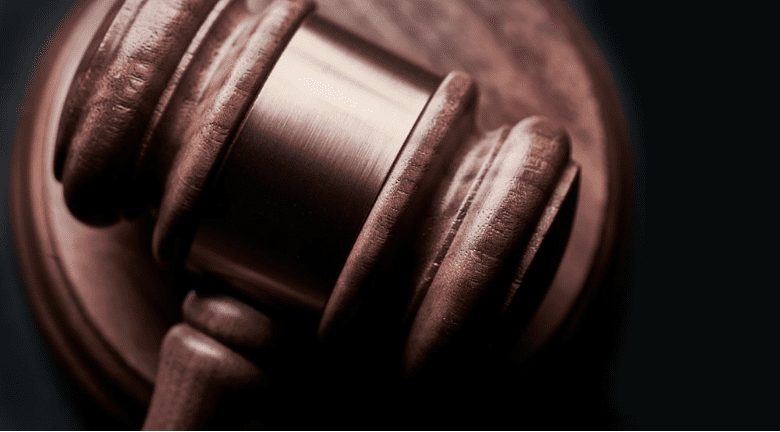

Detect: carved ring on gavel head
10,0,634,427
54,0,578,376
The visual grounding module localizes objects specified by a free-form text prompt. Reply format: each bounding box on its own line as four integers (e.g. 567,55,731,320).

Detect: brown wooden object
10,0,633,428
142,292,273,430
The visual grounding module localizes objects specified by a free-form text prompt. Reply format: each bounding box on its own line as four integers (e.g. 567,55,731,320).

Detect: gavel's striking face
10,0,630,428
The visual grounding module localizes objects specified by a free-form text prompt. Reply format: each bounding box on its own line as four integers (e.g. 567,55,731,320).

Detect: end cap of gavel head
53,0,579,376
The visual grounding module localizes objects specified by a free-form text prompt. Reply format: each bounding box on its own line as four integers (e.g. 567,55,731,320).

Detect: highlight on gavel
10,0,632,428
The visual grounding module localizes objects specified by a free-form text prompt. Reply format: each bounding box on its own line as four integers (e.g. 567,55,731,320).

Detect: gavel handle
143,292,275,430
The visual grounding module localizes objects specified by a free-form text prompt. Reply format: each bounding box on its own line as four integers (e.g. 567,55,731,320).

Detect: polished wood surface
402,117,573,376
143,292,273,430
10,0,632,428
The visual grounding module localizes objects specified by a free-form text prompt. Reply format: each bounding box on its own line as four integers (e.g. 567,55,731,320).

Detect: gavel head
53,0,579,379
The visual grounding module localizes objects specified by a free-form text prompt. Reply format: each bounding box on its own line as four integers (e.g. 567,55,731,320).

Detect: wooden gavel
11,0,631,428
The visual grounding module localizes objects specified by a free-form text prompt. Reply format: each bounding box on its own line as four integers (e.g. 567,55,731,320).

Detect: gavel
10,0,632,428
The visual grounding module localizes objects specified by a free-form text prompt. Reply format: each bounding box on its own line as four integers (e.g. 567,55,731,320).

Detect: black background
1,0,773,430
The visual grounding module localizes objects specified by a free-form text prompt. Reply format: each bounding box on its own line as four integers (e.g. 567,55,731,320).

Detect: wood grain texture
152,0,314,265
314,0,620,357
141,323,265,430
11,3,172,424
143,291,275,430
403,116,571,376
52,0,315,264
500,161,580,356
317,71,478,343
55,0,221,224
9,0,631,427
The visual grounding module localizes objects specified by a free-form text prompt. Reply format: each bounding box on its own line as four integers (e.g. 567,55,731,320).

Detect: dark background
0,0,771,430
